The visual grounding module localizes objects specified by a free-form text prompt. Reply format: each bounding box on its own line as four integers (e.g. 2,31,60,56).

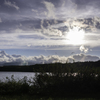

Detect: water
0,72,36,82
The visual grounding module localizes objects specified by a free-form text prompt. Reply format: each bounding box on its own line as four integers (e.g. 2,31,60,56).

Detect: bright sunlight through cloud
66,27,85,45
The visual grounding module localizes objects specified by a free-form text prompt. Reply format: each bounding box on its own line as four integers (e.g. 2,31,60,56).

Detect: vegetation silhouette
0,61,100,98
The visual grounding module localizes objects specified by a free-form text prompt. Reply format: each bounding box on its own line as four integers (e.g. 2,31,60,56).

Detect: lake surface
0,72,36,82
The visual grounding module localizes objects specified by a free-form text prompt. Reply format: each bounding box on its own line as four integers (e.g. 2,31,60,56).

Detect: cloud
40,19,62,37
1,0,100,51
1,17,100,49
4,0,19,10
0,51,99,66
0,29,67,49
0,51,69,65
31,9,38,13
61,0,65,7
0,18,2,23
43,1,56,19
72,53,100,62
79,45,88,53
64,18,100,33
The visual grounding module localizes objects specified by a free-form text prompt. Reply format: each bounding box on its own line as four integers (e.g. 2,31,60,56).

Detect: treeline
0,61,100,97
1,60,100,72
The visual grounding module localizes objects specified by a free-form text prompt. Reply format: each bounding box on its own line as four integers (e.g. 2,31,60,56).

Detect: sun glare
66,27,85,45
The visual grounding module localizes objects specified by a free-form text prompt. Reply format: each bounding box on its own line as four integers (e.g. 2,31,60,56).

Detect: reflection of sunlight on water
46,72,98,77
0,72,98,84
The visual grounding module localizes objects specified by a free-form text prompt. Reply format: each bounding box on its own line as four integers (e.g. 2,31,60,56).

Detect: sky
0,0,100,65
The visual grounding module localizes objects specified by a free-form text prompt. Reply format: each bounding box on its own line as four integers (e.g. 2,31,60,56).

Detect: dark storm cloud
0,18,64,33
0,0,60,14
0,0,43,20
0,0,60,32
0,0,99,33
72,0,100,8
0,0,20,13
0,20,20,32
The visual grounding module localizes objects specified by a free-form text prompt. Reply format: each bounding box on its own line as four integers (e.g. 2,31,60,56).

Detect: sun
66,27,85,45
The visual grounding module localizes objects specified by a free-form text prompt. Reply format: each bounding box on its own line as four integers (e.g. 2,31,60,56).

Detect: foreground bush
0,73,100,96
0,63,100,97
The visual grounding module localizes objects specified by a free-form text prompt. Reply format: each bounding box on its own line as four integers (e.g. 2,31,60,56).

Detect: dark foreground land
0,95,100,100
1,61,100,99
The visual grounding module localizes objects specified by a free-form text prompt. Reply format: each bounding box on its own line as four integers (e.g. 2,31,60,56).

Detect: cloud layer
4,0,19,10
0,51,99,66
0,0,100,57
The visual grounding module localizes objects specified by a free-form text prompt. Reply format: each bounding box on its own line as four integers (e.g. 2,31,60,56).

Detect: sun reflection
66,27,85,45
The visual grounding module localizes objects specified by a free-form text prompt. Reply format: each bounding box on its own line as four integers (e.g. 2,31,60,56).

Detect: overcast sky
0,0,100,63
